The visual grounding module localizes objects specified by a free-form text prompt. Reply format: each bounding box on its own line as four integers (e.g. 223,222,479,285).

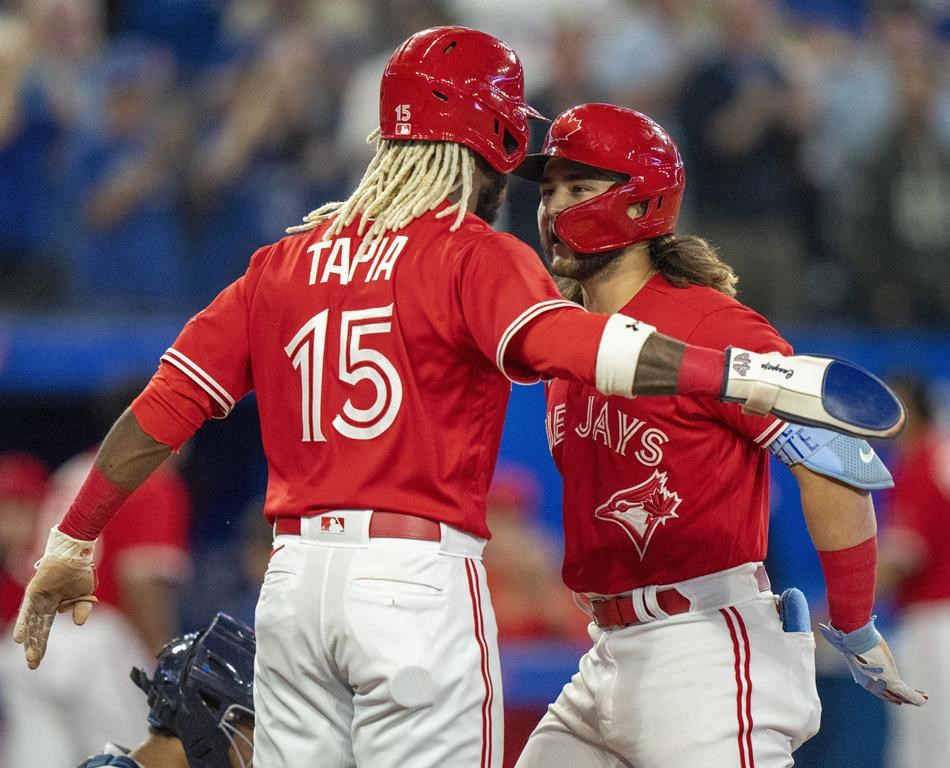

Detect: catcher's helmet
131,612,256,768
515,103,685,253
379,26,545,173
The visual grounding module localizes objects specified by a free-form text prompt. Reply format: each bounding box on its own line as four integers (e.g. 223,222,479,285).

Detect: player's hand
12,526,98,670
819,620,927,706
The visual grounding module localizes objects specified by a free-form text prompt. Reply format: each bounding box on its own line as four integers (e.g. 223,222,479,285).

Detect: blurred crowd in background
0,0,947,325
1,0,950,766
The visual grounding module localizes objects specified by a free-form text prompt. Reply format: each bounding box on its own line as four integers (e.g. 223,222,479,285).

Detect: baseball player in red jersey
512,104,926,768
12,32,909,768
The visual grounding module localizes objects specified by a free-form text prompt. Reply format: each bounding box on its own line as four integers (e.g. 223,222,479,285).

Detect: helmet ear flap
554,175,684,254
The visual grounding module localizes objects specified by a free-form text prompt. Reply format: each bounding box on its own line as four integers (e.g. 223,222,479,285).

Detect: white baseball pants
253,510,503,767
515,563,822,768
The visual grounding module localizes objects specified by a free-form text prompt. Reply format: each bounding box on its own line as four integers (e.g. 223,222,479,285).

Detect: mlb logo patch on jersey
320,515,345,534
396,123,411,136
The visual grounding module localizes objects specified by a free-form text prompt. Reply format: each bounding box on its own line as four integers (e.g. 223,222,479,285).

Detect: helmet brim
512,152,550,181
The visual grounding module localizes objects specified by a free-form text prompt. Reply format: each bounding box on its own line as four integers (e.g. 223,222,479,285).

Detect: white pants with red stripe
253,512,502,767
515,564,821,768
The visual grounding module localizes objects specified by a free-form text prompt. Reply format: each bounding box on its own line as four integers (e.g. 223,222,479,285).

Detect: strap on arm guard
768,424,893,490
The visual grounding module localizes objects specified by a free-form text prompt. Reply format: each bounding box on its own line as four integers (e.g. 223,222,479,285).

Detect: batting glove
819,619,927,706
13,526,98,670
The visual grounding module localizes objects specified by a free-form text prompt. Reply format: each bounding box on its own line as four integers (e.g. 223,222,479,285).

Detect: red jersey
134,205,596,539
40,451,191,608
546,275,791,594
886,431,950,607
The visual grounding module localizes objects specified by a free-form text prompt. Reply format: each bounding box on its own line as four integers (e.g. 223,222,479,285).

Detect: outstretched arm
509,309,905,439
13,409,171,669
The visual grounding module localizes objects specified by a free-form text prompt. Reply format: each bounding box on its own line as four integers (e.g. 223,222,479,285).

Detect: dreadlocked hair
287,129,475,255
649,234,738,297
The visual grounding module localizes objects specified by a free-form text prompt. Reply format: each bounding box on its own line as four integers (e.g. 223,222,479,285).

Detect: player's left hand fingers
13,593,57,670
11,595,30,646
883,683,928,707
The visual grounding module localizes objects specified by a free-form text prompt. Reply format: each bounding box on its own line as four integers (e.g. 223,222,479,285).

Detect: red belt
273,511,441,542
590,565,771,630
590,589,692,629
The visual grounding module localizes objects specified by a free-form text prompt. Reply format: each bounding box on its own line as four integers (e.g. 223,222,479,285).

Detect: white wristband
42,525,96,564
595,314,657,396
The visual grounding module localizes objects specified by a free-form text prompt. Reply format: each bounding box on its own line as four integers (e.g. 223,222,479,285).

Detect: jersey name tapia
306,235,408,285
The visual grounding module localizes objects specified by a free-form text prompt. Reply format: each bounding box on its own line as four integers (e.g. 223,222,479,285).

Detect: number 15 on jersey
284,305,403,442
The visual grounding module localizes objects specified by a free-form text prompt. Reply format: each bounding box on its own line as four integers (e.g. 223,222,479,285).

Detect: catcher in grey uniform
74,612,255,768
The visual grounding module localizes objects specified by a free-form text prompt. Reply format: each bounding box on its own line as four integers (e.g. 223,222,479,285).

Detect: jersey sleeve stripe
496,300,583,384
754,418,786,447
161,348,236,416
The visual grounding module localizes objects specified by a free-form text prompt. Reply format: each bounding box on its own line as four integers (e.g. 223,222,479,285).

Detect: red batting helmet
379,26,545,174
515,103,685,253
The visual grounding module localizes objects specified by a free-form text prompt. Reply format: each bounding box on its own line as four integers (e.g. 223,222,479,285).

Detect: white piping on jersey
755,418,786,447
161,348,236,417
495,299,584,385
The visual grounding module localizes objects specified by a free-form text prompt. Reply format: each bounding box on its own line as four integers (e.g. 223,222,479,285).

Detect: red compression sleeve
817,536,877,633
58,465,133,541
676,345,726,396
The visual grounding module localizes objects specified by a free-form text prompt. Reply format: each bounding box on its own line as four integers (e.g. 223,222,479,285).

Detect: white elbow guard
768,424,894,490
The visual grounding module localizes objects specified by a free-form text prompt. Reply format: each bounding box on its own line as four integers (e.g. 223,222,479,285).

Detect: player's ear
626,202,648,220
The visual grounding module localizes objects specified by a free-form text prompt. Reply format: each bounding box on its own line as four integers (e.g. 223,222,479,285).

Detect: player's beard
547,245,626,282
474,167,508,224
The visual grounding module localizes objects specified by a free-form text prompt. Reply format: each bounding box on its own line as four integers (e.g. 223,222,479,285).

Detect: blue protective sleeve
768,424,894,490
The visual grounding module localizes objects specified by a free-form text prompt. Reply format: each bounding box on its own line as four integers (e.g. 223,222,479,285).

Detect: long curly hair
556,233,738,304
